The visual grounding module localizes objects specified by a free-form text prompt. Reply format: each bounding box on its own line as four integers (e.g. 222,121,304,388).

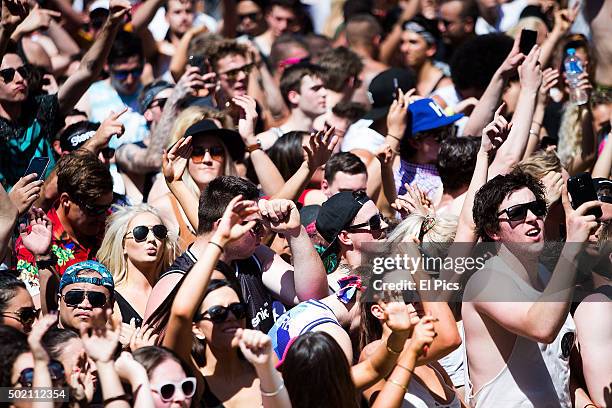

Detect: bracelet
209,241,224,253
582,405,597,408
260,382,285,397
104,394,130,405
529,129,539,137
396,363,414,374
386,342,402,355
388,379,408,392
387,134,402,142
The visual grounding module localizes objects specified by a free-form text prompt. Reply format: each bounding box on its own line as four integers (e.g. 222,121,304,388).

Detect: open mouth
525,226,541,238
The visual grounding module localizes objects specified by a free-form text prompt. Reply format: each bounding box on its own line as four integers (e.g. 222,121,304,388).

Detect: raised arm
565,73,597,175
57,0,130,116
538,5,579,68
131,0,164,33
0,0,29,57
592,126,612,178
0,183,18,261
523,68,559,159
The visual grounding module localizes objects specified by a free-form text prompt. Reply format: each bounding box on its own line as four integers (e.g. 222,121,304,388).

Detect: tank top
464,258,575,408
167,193,197,252
267,299,341,359
402,365,461,408
114,291,143,327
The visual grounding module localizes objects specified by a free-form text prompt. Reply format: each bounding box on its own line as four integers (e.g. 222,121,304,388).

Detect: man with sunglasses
462,169,602,407
15,152,113,301
57,261,114,332
0,0,131,189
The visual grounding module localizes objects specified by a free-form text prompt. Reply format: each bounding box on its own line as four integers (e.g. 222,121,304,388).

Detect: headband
403,21,436,45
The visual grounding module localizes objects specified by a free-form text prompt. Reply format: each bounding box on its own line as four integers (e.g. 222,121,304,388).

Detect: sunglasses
16,360,65,388
152,377,196,402
195,302,247,323
238,12,260,22
149,98,167,110
497,200,547,222
125,224,168,242
219,63,255,81
417,125,457,143
0,307,40,327
242,219,264,236
347,213,385,232
72,197,111,216
62,289,108,308
111,67,143,81
0,66,29,82
191,146,225,163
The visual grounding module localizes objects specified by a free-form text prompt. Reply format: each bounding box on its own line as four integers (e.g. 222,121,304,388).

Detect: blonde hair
386,213,458,258
557,104,584,167
97,204,179,287
516,149,563,179
168,106,238,197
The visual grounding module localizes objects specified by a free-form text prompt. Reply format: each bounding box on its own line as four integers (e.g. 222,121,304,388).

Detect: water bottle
563,48,589,106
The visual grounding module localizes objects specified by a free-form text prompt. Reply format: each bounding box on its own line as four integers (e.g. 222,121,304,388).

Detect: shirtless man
462,169,601,407
583,0,612,87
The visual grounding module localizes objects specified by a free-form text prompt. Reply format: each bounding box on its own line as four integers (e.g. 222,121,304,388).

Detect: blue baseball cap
59,260,114,293
409,98,463,135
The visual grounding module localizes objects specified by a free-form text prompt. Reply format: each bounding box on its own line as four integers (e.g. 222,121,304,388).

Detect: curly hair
473,169,546,241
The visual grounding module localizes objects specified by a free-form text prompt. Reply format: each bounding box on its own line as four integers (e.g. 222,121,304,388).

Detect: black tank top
115,291,143,327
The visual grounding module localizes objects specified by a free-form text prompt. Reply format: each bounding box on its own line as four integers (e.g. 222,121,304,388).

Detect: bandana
336,275,365,304
403,21,436,45
59,260,114,292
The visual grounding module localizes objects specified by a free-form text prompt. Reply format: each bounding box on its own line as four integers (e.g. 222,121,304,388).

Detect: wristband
246,140,262,153
104,394,130,405
260,382,285,397
386,342,402,355
209,241,224,253
387,134,402,142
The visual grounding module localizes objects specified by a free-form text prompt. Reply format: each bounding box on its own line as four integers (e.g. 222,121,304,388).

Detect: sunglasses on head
111,67,143,81
238,12,260,22
497,200,547,222
220,63,255,81
152,377,196,402
62,289,108,308
125,224,168,242
195,302,247,323
0,307,40,327
191,146,225,163
16,360,65,388
347,213,385,232
0,66,29,83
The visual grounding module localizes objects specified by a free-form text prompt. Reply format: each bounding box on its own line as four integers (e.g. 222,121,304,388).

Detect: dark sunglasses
152,377,196,402
16,360,65,388
0,65,29,82
125,224,168,242
347,213,385,232
497,200,547,222
238,12,260,22
191,146,225,163
195,302,247,323
219,63,255,81
62,289,108,308
242,219,264,236
149,98,168,110
0,307,40,327
111,67,143,81
73,198,111,216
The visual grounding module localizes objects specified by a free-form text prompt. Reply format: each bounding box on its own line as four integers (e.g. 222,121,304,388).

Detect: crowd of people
0,0,611,406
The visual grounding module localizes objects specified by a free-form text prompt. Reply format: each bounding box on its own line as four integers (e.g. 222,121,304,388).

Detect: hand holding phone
519,29,538,55
24,157,50,181
567,173,603,218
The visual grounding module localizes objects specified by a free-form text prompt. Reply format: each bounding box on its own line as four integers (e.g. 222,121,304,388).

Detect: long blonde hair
168,106,238,197
386,213,458,258
97,204,179,287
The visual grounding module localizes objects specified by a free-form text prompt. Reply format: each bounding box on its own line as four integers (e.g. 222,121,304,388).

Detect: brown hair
317,47,363,92
56,151,113,204
279,62,325,108
207,39,249,71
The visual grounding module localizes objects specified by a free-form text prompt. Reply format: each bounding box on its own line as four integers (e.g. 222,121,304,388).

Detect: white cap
88,0,109,12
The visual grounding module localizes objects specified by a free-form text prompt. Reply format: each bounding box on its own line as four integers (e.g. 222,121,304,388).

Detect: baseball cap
59,121,100,152
316,190,370,257
183,120,245,162
138,80,174,114
364,68,416,121
409,98,463,134
593,178,612,203
59,260,115,293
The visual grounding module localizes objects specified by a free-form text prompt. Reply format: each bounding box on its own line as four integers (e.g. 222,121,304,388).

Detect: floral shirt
14,207,102,295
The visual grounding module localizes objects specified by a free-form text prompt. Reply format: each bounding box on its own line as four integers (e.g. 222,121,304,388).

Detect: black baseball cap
593,178,612,203
59,121,100,152
138,80,174,114
364,67,416,121
183,120,245,162
316,190,371,257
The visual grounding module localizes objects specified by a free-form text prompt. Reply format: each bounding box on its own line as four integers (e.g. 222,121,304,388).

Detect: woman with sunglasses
0,275,38,333
98,204,179,328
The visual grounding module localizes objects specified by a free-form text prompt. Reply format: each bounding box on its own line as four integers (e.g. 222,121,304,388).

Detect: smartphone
519,29,537,55
188,55,210,74
567,173,603,218
392,77,399,99
24,157,50,181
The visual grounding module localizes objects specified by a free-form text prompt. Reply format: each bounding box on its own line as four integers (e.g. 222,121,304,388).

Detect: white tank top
401,365,461,408
464,258,575,408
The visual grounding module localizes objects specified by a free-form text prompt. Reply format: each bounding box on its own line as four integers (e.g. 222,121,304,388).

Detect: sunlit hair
167,106,238,196
386,213,458,259
515,149,563,180
97,204,178,287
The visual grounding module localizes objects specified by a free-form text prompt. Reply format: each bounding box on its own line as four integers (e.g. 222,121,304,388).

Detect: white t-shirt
341,119,386,153
475,0,528,34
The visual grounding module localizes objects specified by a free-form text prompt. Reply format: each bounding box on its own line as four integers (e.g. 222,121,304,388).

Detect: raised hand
259,198,300,236
381,301,418,339
1,0,30,30
561,184,601,243
233,95,258,142
13,4,60,34
408,314,437,357
518,45,543,92
212,195,260,245
162,136,192,183
114,351,149,383
481,103,511,154
8,173,44,215
539,68,559,103
303,126,338,170
28,313,58,362
552,3,579,36
541,171,563,207
498,31,526,80
375,143,394,168
80,309,120,363
233,328,274,367
391,183,433,218
174,66,209,100
19,207,52,256
386,88,415,140
108,0,130,24
129,323,159,351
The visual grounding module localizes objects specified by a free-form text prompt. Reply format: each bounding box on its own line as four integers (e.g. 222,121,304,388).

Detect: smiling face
187,135,226,189
124,212,166,270
195,286,246,349
0,53,29,103
216,53,250,99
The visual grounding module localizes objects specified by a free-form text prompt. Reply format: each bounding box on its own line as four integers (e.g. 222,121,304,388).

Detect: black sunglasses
219,63,255,81
0,307,40,327
111,67,143,81
16,360,65,388
238,12,260,22
195,302,247,323
62,289,108,308
497,200,547,222
126,224,168,242
348,213,385,232
72,197,111,216
0,66,29,82
242,219,264,236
